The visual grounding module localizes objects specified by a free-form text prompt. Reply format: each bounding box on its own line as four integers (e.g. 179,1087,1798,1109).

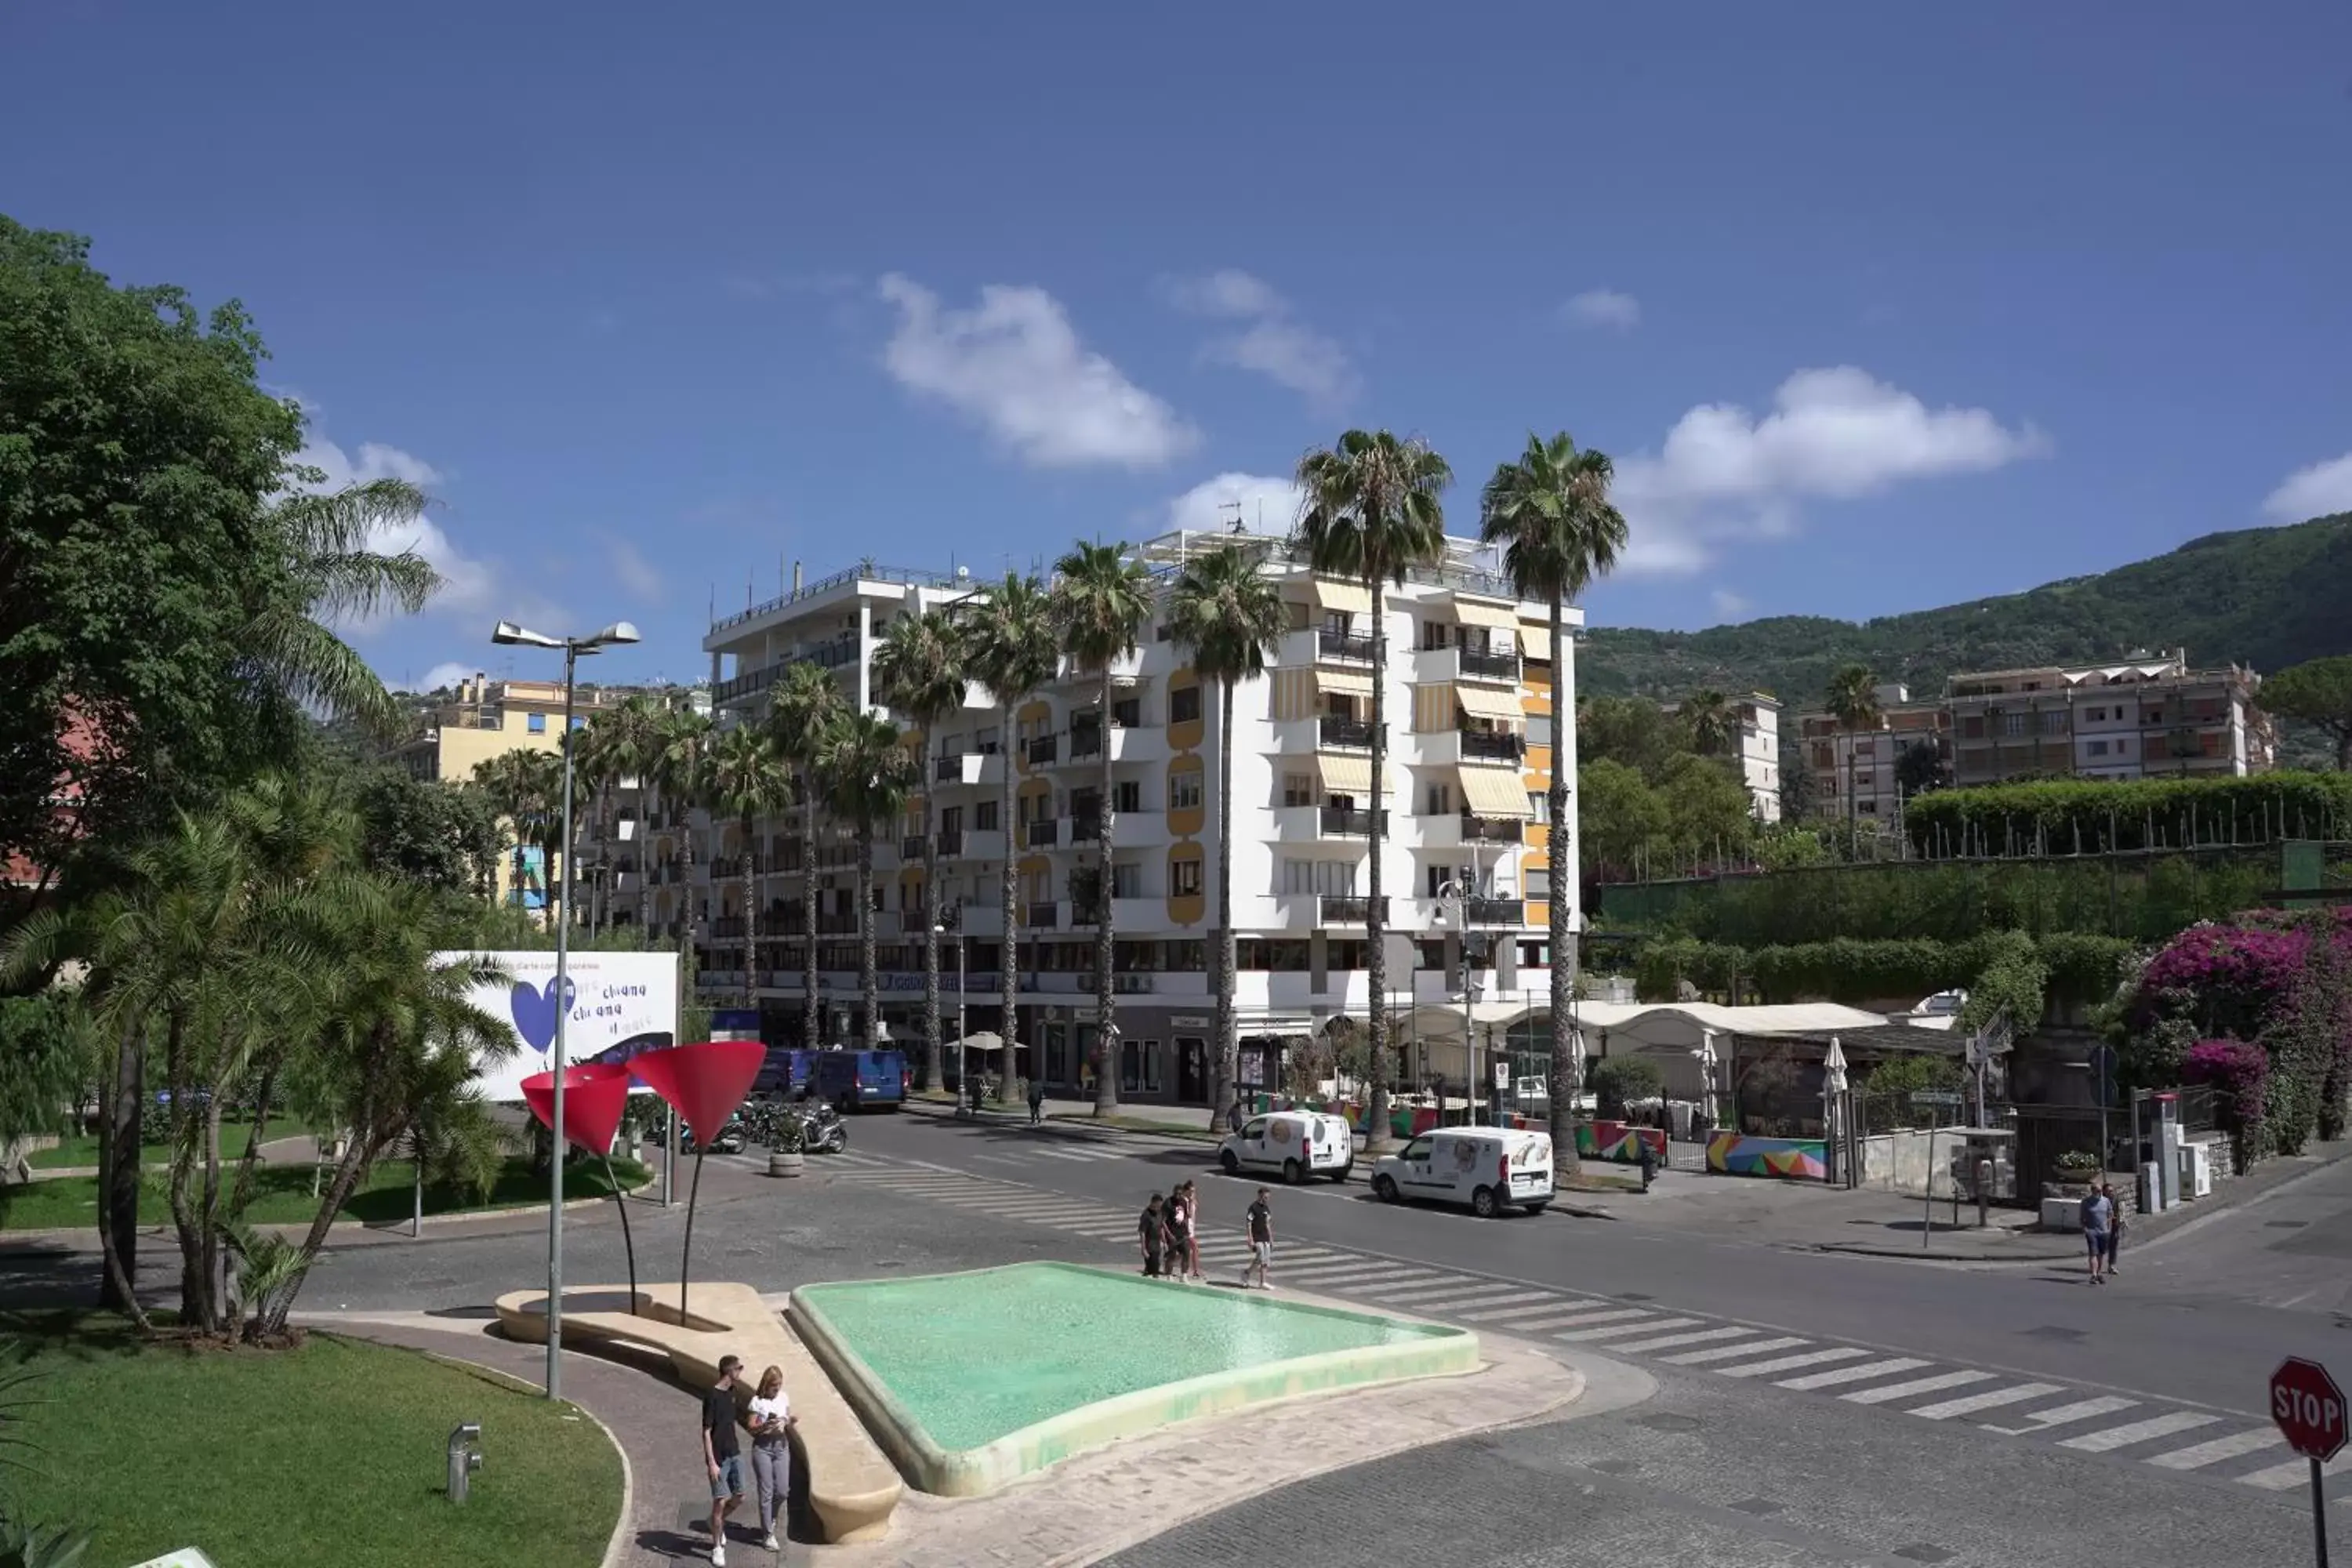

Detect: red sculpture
520,1062,632,1154
630,1041,765,1145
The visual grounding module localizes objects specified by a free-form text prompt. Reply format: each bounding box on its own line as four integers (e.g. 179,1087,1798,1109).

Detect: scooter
797,1103,848,1155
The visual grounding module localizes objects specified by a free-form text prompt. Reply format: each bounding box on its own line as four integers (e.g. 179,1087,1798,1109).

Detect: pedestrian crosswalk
815,1151,2347,1501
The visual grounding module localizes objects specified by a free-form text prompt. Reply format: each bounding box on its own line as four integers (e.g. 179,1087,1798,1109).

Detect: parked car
808,1048,907,1113
1217,1110,1353,1183
1372,1127,1553,1217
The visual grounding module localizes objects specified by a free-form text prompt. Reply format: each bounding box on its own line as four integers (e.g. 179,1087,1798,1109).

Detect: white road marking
1600,1327,1760,1356
2059,1411,2223,1453
1457,1301,1606,1324
1556,1318,1707,1343
1719,1347,1875,1380
1776,1359,1934,1392
1661,1337,1809,1367
1526,1308,1654,1331
1906,1383,2063,1421
2144,1428,2282,1471
1841,1370,1997,1406
1980,1395,2138,1433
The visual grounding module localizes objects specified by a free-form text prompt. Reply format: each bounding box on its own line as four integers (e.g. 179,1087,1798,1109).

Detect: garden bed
0,1154,648,1230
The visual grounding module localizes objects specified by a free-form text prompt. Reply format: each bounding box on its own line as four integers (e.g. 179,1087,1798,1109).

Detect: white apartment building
655,535,1582,1108
1734,694,1782,823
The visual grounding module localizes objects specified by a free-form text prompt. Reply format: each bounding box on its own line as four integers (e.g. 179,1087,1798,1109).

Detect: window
1113,780,1142,815
1111,862,1142,898
2041,710,2067,735
2085,707,2106,723
1425,782,1452,815
2088,740,2109,757
1170,770,1203,811
2002,713,2027,737
1528,792,1548,823
1526,713,1552,745
2144,707,2165,725
974,800,999,830
1525,867,1550,898
1282,772,1315,808
570,716,585,730
527,713,547,734
1425,864,1448,898
940,806,963,834
1283,859,1318,895
1421,620,1451,651
1112,696,1142,728
977,725,1000,753
1170,685,1202,724
1172,858,1203,898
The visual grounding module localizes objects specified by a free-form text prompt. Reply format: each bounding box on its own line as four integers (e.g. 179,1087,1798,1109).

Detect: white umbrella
1695,1029,1719,1126
950,1031,1009,1056
1569,1026,1588,1089
1823,1036,1849,1097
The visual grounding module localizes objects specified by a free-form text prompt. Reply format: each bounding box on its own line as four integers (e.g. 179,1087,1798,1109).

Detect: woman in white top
747,1365,796,1551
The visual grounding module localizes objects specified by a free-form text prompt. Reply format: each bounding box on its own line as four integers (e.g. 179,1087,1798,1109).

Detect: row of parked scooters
661,1095,850,1157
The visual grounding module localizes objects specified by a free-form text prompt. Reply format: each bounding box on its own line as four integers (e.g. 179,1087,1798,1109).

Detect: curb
0,1177,659,1253
1808,1240,2083,1264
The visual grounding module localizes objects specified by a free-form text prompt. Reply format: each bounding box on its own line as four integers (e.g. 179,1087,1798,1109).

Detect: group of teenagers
1139,1179,1277,1290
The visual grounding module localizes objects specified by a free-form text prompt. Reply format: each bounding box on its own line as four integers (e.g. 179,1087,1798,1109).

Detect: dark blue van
753,1047,815,1098
808,1049,907,1112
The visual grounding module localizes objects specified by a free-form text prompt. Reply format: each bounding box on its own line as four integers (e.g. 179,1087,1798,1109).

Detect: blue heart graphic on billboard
509,976,576,1054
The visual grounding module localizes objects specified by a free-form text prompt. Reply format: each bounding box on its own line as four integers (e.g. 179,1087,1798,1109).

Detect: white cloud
1160,269,1359,411
1165,472,1308,535
606,534,665,602
877,274,1197,470
2263,452,2352,521
1710,588,1752,620
1561,289,1642,331
407,661,477,695
292,437,495,612
1612,365,2051,575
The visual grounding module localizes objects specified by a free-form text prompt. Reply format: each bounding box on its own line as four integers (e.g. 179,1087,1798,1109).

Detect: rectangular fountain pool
789,1261,1478,1496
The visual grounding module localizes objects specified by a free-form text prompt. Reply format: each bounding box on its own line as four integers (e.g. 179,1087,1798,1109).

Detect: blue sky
9,2,2351,691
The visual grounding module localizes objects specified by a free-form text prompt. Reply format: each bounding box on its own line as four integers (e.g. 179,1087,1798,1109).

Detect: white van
1372,1127,1553,1217
1217,1110,1354,1183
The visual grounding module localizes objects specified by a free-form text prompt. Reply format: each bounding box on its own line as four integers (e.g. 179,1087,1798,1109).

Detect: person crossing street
1241,1186,1275,1290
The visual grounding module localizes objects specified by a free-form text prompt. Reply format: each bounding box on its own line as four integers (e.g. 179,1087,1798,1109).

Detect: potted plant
2049,1148,2101,1197
768,1109,804,1178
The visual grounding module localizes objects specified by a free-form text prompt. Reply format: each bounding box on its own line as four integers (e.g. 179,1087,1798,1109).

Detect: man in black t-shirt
1139,1194,1166,1277
701,1354,747,1565
1243,1188,1274,1290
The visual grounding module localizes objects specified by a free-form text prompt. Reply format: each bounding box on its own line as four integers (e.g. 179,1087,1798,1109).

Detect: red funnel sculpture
629,1042,767,1313
521,1062,643,1314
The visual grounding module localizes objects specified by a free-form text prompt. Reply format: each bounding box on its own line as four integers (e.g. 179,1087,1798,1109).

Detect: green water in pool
798,1261,1458,1452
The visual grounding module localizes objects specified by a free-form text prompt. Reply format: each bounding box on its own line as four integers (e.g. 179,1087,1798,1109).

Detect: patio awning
1314,753,1377,795
1519,622,1553,660
1309,578,1373,615
1453,684,1526,724
1314,669,1375,698
1450,597,1519,630
1457,766,1534,819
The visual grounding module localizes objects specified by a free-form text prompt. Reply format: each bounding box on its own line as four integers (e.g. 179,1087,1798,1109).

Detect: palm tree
1297,430,1453,1148
815,713,920,1047
589,694,668,932
648,707,714,968
471,748,554,912
959,574,1058,1091
768,662,848,1048
872,609,970,1091
1682,689,1735,759
240,474,443,733
1824,663,1882,836
1479,430,1628,1173
572,714,622,935
706,725,793,1004
1167,543,1286,1130
1051,542,1155,1116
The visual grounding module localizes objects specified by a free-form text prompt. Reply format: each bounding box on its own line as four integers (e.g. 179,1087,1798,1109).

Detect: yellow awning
1454,684,1526,724
1450,597,1519,630
1314,753,1376,795
1313,669,1374,698
1519,622,1553,660
1457,766,1535,819
1309,577,1374,615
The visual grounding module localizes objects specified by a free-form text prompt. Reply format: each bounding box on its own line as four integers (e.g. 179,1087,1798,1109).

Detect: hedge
1629,931,2137,1020
1903,771,2352,858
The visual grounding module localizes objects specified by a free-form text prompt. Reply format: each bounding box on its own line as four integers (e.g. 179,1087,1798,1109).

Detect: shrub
1588,1057,1663,1120
1904,771,2352,859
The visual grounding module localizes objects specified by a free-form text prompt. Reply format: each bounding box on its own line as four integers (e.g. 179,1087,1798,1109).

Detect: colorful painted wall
1707,1131,1828,1181
1574,1121,1668,1163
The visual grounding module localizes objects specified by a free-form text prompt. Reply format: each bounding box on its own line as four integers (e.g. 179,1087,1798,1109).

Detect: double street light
492,618,641,1401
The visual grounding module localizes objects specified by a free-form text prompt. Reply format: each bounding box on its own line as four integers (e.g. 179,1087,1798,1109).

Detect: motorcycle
675,1114,747,1156
797,1102,848,1155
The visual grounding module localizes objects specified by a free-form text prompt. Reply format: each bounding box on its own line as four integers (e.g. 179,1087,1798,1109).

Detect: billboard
443,949,680,1102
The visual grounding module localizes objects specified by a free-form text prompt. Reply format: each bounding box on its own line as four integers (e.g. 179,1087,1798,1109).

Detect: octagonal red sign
2270,1356,2347,1461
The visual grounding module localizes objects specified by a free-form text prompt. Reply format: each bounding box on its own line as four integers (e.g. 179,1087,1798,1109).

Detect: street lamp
1433,880,1479,1127
492,618,641,1401
935,910,966,1109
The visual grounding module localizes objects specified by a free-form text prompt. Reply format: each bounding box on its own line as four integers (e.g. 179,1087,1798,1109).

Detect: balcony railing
1069,725,1104,760
934,827,964,856
1319,895,1389,924
900,835,927,860
1025,818,1059,848
1458,728,1524,763
935,755,963,781
1025,902,1060,929
1319,807,1389,837
1317,628,1375,662
1026,734,1059,764
1465,897,1525,925
1319,715,1374,750
1069,813,1102,844
1460,813,1523,844
1114,972,1156,993
1458,646,1519,681
815,913,857,935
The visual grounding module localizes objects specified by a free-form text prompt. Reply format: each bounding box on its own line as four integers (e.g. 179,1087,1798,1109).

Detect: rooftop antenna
1218,499,1243,534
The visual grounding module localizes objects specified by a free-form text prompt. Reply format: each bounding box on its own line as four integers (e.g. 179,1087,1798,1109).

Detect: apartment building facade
659,536,1582,1107
1735,695,1782,823
1947,652,2271,787
1796,684,1952,822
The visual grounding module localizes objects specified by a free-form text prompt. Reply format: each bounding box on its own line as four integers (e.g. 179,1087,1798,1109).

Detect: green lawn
27,1114,328,1169
0,1154,648,1231
0,1316,621,1568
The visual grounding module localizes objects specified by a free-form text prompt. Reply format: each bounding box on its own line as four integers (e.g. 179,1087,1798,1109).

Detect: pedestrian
1161,1185,1189,1282
1242,1185,1274,1289
1637,1134,1660,1193
1226,1096,1246,1134
1139,1193,1166,1277
2100,1180,2126,1278
1178,1180,1204,1282
1028,1074,1045,1126
2080,1181,2112,1285
701,1354,749,1565
747,1363,797,1553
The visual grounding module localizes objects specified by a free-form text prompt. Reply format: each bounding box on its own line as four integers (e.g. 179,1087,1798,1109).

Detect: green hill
1579,512,2352,719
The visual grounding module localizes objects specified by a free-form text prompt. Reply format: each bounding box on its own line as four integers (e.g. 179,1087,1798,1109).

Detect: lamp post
935,911,966,1105
1435,878,1476,1127
492,618,641,1402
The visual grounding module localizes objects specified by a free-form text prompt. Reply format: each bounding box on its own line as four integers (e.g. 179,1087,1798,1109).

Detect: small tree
1588,1056,1663,1120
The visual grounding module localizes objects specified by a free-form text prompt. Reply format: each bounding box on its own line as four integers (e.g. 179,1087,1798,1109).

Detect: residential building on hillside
1796,683,1951,822
1947,651,2271,787
1734,695,1782,823
654,536,1583,1108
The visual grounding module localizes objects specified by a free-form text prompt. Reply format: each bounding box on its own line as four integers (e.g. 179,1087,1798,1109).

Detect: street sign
1492,1061,1508,1090
2273,1357,2343,1567
1911,1091,1962,1108
2090,1044,2119,1106
2274,1357,2347,1460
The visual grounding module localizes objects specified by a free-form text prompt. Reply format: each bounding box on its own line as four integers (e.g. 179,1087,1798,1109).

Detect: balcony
1319,807,1389,837
935,751,1006,788
1025,901,1061,930
1068,812,1102,844
1319,895,1390,924
1319,715,1374,750
1024,818,1060,848
1464,897,1525,926
1421,812,1526,848
1065,896,1160,931
815,913,857,935
1025,734,1059,765
1113,972,1156,994
1317,627,1376,663
1054,725,1171,769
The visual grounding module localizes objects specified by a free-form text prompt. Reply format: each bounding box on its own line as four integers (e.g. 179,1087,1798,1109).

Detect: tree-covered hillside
1580,512,2352,714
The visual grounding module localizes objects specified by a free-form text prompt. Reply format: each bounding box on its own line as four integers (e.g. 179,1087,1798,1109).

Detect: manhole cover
1730,1497,1785,1516
1893,1547,1953,1564
2023,1325,2087,1341
2267,1220,2310,1229
1633,1413,1701,1433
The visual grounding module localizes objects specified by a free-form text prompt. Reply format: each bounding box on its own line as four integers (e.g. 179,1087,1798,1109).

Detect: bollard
447,1421,482,1504
1976,1159,1992,1229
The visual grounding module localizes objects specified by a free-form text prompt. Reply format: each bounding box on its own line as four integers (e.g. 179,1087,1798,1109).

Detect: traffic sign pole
2269,1356,2343,1566
2313,1456,2330,1568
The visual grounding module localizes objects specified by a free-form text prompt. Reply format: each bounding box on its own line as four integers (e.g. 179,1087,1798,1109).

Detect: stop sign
2270,1356,2348,1461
